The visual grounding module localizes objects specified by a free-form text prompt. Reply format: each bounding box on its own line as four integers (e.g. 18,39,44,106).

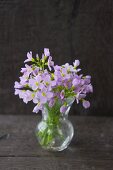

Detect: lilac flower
73,60,80,68
14,81,23,89
81,84,93,94
48,56,54,71
43,74,56,89
29,75,42,91
19,65,33,85
86,84,93,93
24,52,33,63
32,67,39,76
15,89,22,96
60,90,65,100
76,93,86,104
15,89,26,100
37,87,53,104
60,105,67,113
21,67,27,73
54,70,61,82
75,68,81,73
43,75,51,85
49,98,55,107
61,67,70,79
14,48,93,114
35,75,42,82
44,48,50,57
54,66,71,86
82,100,90,108
54,65,61,71
41,91,53,104
23,90,34,104
33,105,40,113
15,89,34,104
72,77,81,86
33,102,43,113
63,63,75,73
84,75,91,84
29,78,38,91
21,64,33,78
33,93,39,104
19,76,28,85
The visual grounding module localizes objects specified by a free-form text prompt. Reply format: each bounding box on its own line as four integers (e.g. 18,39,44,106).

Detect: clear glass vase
35,98,75,151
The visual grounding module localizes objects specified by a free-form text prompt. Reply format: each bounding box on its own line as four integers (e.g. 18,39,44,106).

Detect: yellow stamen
42,92,46,97
35,82,39,86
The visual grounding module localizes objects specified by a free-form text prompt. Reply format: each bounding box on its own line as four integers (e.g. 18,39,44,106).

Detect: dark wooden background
0,0,113,116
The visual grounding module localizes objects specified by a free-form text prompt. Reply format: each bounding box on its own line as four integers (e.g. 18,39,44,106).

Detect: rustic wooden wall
0,0,113,115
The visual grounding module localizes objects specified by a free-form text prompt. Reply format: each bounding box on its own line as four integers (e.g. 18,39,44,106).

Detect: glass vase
35,98,75,151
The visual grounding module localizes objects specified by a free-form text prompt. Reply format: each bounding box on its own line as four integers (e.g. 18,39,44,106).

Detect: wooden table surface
0,115,113,170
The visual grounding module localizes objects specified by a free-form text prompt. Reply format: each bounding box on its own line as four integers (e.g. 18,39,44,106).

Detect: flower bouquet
14,48,93,151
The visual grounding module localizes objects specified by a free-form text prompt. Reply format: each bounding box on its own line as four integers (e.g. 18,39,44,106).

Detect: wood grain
0,157,113,170
0,115,113,169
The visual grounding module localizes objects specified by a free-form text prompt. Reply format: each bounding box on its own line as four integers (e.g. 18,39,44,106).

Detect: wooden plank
0,157,113,170
0,115,113,160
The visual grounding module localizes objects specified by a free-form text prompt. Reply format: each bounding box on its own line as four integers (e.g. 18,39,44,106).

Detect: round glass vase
35,98,75,151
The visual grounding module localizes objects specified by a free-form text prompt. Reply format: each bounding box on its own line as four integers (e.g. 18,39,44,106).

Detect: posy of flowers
14,48,93,113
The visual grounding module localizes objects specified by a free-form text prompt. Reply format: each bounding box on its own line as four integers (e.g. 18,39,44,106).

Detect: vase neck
42,108,70,123
42,97,75,120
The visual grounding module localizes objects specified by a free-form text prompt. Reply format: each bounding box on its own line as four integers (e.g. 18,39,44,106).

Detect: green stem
37,102,64,147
